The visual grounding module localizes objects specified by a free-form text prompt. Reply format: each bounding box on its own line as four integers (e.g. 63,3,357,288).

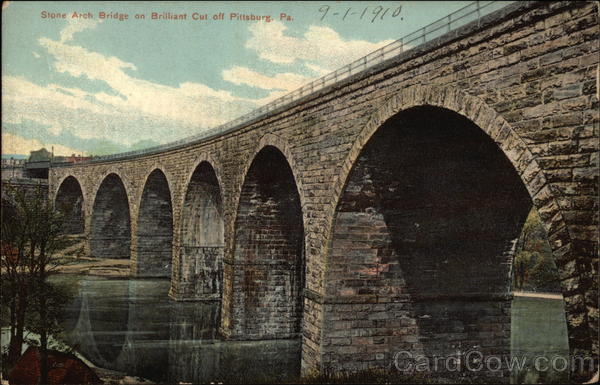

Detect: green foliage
513,250,535,291
512,209,561,292
529,253,561,292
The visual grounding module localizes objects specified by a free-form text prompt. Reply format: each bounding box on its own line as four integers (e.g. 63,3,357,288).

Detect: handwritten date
318,5,402,23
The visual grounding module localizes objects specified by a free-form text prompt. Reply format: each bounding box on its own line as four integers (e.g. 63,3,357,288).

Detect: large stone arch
134,168,174,278
232,133,307,227
90,168,134,203
90,172,132,259
182,154,225,206
136,165,177,207
172,156,225,301
317,85,592,376
226,134,309,290
220,137,305,344
54,175,85,235
53,173,89,205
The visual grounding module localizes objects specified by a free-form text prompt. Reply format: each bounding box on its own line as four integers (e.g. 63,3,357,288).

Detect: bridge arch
236,134,305,208
223,140,305,340
177,157,225,300
319,85,584,375
135,168,174,277
54,175,85,235
90,173,132,259
228,134,308,292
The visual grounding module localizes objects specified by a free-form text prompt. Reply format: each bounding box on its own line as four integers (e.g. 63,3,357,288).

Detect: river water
57,275,301,384
55,275,569,384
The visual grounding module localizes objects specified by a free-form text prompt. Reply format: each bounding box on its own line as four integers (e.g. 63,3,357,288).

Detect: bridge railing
67,0,513,165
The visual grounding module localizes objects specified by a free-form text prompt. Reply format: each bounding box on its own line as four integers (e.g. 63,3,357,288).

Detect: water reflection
56,276,568,384
510,296,569,384
60,275,301,384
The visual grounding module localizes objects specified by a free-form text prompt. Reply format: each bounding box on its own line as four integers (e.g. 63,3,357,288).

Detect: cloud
60,18,101,43
3,17,397,158
34,34,261,136
246,21,394,74
222,66,311,92
2,74,255,147
2,132,83,156
2,18,274,152
304,63,331,77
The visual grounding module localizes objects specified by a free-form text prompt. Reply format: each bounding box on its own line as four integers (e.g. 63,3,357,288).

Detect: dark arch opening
90,174,131,259
136,169,173,277
177,161,225,300
233,146,305,340
55,176,84,234
327,106,535,377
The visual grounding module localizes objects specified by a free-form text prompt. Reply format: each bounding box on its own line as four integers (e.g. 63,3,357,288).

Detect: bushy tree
512,209,561,292
529,252,562,292
1,185,69,384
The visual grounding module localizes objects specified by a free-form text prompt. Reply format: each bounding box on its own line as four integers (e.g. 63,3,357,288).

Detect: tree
512,209,560,292
513,250,535,291
529,252,562,292
1,185,68,384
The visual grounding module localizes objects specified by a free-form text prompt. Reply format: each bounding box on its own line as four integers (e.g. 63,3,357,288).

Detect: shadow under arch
55,175,85,234
225,145,305,342
90,173,131,259
323,104,537,378
136,168,174,277
316,83,595,377
177,160,225,301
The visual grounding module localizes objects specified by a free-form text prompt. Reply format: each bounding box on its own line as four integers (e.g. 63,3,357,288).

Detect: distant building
1,158,26,167
1,158,26,179
65,154,92,163
25,148,55,178
2,148,89,180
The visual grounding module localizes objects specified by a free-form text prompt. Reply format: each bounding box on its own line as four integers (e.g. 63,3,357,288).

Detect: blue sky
2,1,475,157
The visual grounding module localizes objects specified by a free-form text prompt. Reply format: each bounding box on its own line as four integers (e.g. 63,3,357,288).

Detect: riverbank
0,328,153,385
50,235,130,277
57,256,130,277
513,291,563,300
93,367,154,385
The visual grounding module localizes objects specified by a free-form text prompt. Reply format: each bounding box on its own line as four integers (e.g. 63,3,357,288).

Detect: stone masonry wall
49,1,598,377
135,169,173,277
89,173,131,259
223,146,304,340
320,107,531,379
173,161,224,301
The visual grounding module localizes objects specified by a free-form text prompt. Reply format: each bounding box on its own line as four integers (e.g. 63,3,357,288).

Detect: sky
2,1,476,158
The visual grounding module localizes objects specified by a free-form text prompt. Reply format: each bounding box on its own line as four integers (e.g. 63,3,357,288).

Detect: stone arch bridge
49,1,598,379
